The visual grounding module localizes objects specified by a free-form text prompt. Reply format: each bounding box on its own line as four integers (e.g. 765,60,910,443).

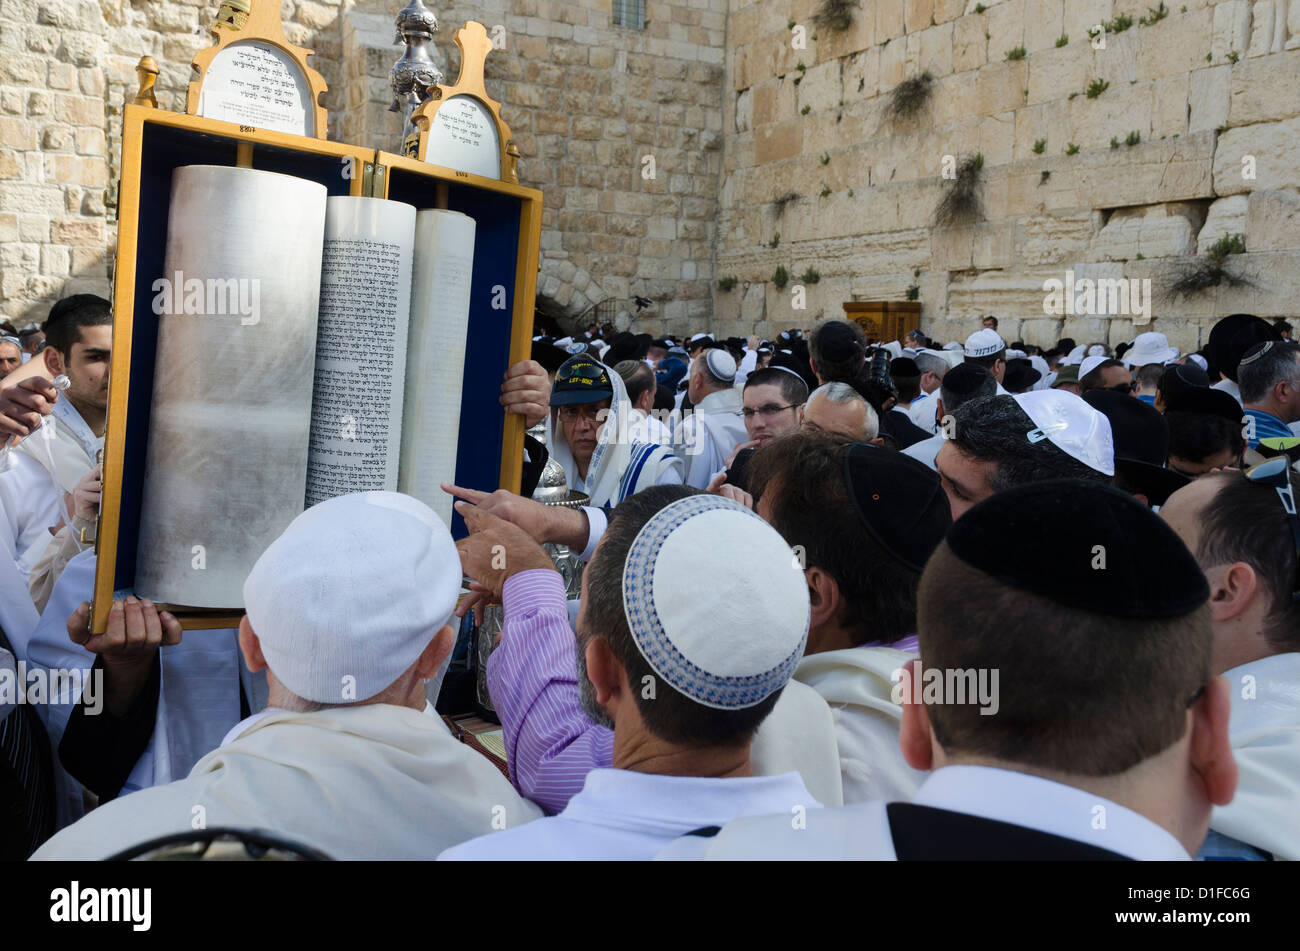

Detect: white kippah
704,348,738,383
964,328,1006,358
242,492,462,703
1012,390,1115,476
621,495,809,709
1079,354,1108,379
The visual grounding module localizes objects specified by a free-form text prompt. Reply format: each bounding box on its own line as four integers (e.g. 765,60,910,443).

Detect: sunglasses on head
557,361,608,384
1244,455,1300,602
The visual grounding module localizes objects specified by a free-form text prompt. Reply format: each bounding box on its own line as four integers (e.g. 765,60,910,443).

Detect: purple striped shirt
488,569,612,815
487,570,920,815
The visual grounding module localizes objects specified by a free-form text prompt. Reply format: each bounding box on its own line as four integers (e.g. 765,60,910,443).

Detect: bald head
802,383,878,441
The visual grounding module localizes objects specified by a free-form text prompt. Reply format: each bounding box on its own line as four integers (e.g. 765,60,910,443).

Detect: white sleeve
578,506,607,563
734,348,759,388
0,452,63,580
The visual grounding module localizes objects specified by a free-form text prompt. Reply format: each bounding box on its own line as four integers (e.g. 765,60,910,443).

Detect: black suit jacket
887,803,1132,860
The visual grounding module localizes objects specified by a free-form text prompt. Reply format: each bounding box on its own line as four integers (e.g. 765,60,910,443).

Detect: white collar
219,700,439,747
913,765,1190,860
563,768,816,835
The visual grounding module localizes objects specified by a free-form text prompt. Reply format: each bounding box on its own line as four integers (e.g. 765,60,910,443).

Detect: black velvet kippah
946,479,1210,618
815,321,862,363
1163,385,1242,424
843,444,952,572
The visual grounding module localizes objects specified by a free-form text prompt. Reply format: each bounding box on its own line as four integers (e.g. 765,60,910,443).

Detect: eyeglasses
740,403,802,420
1243,455,1300,601
1109,381,1137,394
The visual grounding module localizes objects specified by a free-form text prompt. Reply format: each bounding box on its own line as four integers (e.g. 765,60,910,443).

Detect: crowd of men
0,295,1295,861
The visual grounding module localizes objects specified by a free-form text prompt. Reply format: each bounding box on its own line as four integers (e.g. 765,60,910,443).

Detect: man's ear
237,615,266,673
805,565,842,633
1190,676,1237,807
413,624,455,679
43,346,63,376
898,660,936,771
585,637,623,706
1207,562,1259,624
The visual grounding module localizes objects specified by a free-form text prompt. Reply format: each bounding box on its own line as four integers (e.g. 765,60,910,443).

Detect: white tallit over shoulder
794,646,927,804
33,703,543,859
1211,651,1300,860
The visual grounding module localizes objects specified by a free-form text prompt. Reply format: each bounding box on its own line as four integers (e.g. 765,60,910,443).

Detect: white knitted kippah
621,495,809,709
242,491,461,703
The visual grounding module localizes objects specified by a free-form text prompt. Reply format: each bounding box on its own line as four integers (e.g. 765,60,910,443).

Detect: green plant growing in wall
1032,138,1046,153
820,151,831,164
801,104,811,114
906,284,920,301
769,232,781,248
717,275,738,291
1105,12,1133,32
1065,142,1080,155
886,71,934,121
772,265,790,288
820,184,831,197
1227,50,1239,63
1125,130,1141,146
800,267,821,284
1169,233,1251,296
1110,136,1120,149
1006,46,1027,61
814,0,855,32
1086,78,1110,98
1056,33,1069,47
1139,3,1168,26
974,2,986,12
933,153,985,228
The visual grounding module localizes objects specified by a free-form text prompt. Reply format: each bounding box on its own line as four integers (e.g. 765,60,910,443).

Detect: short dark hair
892,368,922,403
1238,340,1300,404
939,362,996,414
1196,470,1300,653
983,316,999,329
744,366,808,406
1136,363,1165,389
1080,358,1127,391
614,360,656,405
582,485,782,746
949,395,1112,492
918,541,1211,775
1165,411,1244,465
43,294,111,357
963,349,1005,373
809,319,867,383
747,430,921,645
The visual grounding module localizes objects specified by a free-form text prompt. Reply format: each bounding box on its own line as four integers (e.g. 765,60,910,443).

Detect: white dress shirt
664,764,1190,860
440,767,820,860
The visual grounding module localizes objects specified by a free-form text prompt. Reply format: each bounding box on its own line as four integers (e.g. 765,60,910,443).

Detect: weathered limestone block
1246,188,1300,250
1214,117,1300,195
1228,50,1300,125
1211,0,1253,59
1197,194,1250,253
1189,65,1231,133
1017,213,1100,266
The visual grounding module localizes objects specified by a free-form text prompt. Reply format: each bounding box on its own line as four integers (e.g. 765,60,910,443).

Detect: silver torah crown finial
389,0,443,116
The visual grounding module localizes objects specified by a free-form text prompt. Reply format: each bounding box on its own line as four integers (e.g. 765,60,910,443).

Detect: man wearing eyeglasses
1160,463,1300,860
546,354,683,510
721,367,808,492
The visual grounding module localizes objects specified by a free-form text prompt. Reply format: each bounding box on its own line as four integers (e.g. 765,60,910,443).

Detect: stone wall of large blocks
0,0,726,338
715,0,1300,352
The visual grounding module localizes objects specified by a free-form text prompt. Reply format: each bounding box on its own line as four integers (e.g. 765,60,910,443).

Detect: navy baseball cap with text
550,355,615,406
